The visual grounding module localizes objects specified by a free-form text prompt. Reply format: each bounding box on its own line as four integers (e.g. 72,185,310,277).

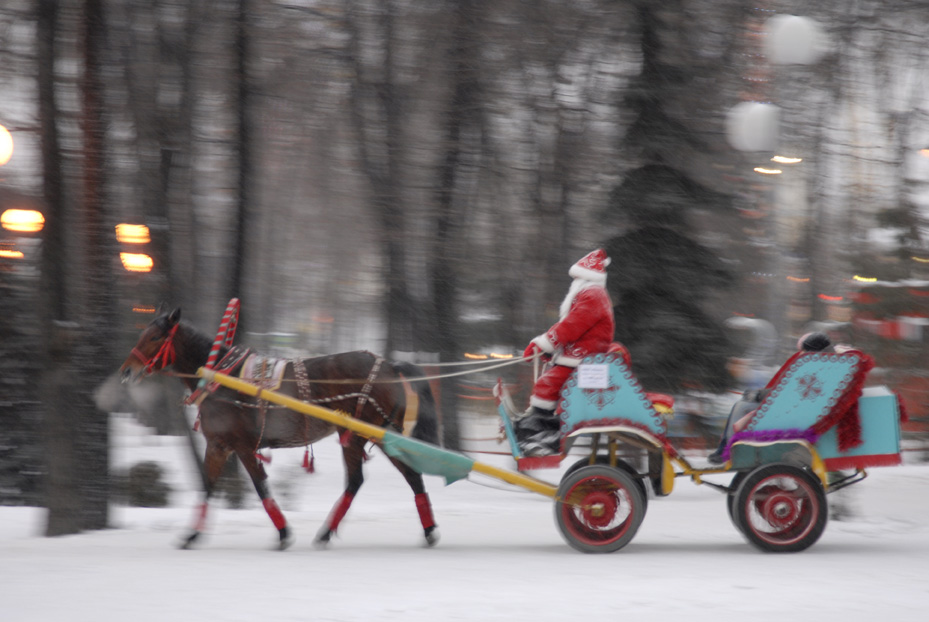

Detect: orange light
1,209,45,233
463,353,488,360
115,223,150,244
818,294,843,302
0,248,24,259
120,252,153,272
489,353,514,359
132,305,156,314
786,275,810,282
0,124,12,166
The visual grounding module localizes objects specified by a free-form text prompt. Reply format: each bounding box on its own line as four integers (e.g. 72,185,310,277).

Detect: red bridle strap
132,324,179,375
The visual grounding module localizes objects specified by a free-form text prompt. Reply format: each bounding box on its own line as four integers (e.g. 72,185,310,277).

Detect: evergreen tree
604,2,735,393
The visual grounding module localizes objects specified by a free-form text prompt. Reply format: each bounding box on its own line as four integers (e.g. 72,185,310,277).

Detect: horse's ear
167,308,181,326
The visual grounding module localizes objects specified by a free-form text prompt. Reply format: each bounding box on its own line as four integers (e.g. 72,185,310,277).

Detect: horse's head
120,308,182,383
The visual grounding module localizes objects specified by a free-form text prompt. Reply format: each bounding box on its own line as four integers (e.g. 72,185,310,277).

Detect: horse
118,308,440,550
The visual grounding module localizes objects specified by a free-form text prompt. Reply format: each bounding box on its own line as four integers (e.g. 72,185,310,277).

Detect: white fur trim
552,354,582,367
532,334,554,353
529,395,558,409
568,264,607,285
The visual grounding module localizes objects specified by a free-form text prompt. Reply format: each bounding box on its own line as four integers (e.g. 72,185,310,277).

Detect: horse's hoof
278,527,294,551
313,527,332,549
179,531,200,549
424,526,440,547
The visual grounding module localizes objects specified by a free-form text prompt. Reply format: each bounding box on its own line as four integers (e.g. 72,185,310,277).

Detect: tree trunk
38,0,82,537
75,0,113,531
230,0,251,313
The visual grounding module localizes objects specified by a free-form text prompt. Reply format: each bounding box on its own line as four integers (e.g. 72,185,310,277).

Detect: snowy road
1,415,927,621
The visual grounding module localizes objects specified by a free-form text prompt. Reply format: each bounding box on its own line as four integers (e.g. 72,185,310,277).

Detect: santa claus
517,248,615,455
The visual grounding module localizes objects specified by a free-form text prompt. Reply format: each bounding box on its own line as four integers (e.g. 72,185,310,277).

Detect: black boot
515,407,555,441
521,427,561,457
707,438,728,464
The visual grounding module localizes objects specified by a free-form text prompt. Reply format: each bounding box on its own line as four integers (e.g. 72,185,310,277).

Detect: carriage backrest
558,351,667,438
741,351,871,434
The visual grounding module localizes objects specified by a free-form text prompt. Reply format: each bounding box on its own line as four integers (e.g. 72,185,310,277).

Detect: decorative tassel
339,430,352,447
256,451,272,464
192,416,200,432
303,446,315,473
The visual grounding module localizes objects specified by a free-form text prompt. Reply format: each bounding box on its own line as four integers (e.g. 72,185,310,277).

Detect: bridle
129,324,179,376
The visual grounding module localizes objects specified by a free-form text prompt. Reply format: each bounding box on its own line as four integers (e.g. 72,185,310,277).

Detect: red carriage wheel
732,464,827,553
555,465,646,553
726,471,747,530
564,456,649,514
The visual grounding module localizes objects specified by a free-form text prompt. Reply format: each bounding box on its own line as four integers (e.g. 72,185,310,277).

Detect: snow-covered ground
2,412,928,621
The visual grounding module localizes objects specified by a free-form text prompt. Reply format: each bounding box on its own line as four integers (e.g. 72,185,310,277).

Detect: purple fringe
722,428,819,461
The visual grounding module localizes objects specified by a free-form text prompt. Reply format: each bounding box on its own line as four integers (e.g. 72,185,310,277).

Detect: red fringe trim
811,354,874,452
896,394,909,424
824,453,901,471
516,455,564,471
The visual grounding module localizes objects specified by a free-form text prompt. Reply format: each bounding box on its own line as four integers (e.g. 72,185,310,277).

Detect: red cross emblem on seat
797,373,823,400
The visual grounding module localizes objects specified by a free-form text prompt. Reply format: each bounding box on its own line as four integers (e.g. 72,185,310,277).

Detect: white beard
559,278,589,319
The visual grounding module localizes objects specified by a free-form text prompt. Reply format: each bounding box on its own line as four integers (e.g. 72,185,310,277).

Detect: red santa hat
568,248,610,285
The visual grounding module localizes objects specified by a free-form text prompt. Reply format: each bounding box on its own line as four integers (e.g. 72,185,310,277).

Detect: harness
130,324,179,376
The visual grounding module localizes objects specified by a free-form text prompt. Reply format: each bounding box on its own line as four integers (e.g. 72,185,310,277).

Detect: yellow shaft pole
198,368,388,441
198,368,559,498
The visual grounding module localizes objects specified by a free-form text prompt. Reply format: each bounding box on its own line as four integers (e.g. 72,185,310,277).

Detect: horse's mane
178,321,215,361
151,315,216,369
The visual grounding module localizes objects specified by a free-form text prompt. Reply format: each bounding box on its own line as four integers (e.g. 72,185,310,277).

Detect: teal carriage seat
557,346,673,446
728,350,902,470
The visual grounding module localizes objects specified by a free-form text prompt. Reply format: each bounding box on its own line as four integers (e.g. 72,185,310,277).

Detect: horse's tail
392,361,440,446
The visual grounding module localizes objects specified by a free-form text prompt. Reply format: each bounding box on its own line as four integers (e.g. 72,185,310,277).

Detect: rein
162,354,531,385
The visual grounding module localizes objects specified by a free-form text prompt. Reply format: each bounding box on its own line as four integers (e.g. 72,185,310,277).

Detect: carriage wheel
555,465,645,553
732,464,827,553
565,456,649,514
726,471,747,530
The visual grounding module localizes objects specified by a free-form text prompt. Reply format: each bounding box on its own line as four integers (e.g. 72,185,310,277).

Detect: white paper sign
577,364,609,389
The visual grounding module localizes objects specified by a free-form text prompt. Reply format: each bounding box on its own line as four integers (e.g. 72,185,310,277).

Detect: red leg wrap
339,430,353,447
327,492,355,532
415,493,435,530
193,502,209,532
262,498,287,531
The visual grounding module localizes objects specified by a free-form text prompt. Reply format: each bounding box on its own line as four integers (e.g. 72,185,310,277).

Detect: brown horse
119,308,440,550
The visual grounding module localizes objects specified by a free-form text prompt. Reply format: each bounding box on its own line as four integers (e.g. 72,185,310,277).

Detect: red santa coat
535,284,615,367
528,284,614,409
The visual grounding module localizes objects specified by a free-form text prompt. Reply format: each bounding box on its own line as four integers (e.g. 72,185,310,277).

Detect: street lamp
0,124,13,166
119,252,153,273
1,209,45,233
115,223,150,244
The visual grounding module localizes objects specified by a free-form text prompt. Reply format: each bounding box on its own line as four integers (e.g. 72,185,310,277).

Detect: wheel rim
560,474,634,546
744,473,819,546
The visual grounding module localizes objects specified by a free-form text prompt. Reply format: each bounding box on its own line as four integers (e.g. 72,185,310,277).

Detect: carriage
493,346,904,553
122,304,905,554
